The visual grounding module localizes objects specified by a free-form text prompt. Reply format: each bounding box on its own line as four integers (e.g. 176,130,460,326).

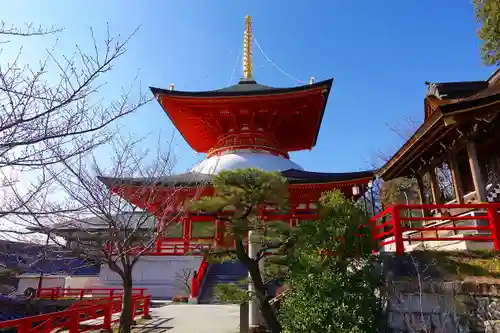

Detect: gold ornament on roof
243,16,253,80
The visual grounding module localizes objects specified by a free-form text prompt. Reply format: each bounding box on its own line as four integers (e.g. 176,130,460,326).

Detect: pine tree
191,169,291,333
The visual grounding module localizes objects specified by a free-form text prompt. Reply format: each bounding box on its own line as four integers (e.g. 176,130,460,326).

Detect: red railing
369,203,500,254
191,257,209,299
106,239,213,256
104,212,320,257
0,294,151,333
145,239,212,256
36,288,147,300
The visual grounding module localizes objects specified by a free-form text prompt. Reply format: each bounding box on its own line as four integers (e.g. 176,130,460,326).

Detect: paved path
134,303,240,333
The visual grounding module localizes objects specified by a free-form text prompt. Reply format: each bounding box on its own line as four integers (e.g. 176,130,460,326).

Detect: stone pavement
133,303,240,333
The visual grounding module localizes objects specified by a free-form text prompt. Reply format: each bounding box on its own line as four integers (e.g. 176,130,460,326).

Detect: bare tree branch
0,21,62,43
0,23,151,222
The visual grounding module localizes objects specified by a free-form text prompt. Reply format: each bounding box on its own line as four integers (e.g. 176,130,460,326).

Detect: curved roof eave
98,168,374,188
150,79,333,99
376,111,444,179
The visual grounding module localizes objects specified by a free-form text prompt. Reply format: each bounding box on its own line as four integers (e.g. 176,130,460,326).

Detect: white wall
65,276,103,289
16,275,102,295
99,256,202,299
16,275,67,294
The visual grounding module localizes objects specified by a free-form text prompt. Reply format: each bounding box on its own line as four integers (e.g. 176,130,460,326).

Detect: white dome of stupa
191,150,303,175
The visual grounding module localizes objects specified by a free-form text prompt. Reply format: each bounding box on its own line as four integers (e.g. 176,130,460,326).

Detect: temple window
163,222,183,238
191,221,215,238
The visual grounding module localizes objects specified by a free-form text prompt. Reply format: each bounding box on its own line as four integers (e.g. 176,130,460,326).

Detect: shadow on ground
150,301,171,308
133,317,173,333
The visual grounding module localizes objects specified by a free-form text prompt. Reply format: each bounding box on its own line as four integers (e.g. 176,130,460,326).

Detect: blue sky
3,1,496,174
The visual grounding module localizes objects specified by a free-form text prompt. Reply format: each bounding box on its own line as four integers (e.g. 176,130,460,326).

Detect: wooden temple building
378,69,500,206
376,69,500,252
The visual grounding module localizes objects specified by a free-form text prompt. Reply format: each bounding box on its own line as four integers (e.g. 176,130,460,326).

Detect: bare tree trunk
119,272,134,333
235,241,281,333
247,262,281,333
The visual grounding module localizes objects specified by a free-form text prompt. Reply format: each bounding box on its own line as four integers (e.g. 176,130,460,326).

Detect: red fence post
103,302,112,332
487,206,500,251
131,298,136,320
142,296,152,319
68,310,80,333
19,318,32,333
392,206,405,255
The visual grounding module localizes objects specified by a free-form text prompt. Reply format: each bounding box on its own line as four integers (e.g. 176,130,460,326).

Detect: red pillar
258,204,266,221
487,206,500,251
183,217,192,254
215,220,225,246
392,206,405,255
155,238,162,253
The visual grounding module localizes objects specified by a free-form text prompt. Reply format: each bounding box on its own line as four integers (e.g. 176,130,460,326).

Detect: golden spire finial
243,15,253,80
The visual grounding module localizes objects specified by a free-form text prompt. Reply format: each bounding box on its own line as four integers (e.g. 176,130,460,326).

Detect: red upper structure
151,79,332,157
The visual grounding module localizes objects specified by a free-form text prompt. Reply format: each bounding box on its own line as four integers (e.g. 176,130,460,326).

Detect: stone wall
381,251,500,332
386,281,500,332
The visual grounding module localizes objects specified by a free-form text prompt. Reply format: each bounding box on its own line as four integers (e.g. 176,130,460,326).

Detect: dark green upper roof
150,79,333,98
98,169,374,188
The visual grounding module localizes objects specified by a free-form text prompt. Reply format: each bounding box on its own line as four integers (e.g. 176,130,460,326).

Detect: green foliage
280,263,383,333
191,168,288,237
203,250,238,264
280,190,385,333
310,189,375,258
474,0,500,66
214,281,249,304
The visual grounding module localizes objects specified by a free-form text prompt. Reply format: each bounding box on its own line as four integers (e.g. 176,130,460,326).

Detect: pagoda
98,16,374,252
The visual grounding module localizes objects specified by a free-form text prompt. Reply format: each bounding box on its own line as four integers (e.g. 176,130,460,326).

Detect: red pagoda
98,16,374,254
